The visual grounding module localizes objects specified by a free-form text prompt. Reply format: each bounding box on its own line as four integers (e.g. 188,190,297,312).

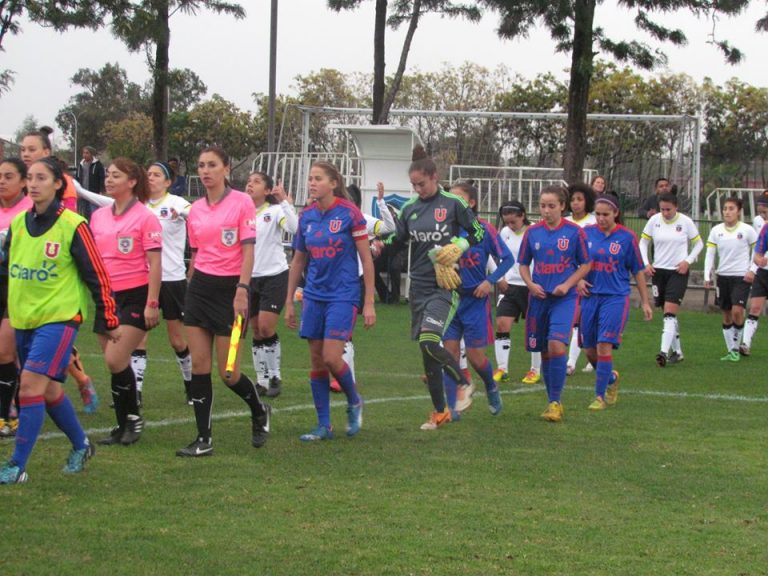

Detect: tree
13,114,39,143
483,0,748,184
328,0,482,124
108,1,245,159
104,112,154,165
166,68,207,112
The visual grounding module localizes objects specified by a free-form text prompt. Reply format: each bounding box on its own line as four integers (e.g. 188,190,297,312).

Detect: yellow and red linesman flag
225,314,244,377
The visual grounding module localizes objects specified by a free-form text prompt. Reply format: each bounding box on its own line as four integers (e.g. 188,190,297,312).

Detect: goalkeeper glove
435,263,462,290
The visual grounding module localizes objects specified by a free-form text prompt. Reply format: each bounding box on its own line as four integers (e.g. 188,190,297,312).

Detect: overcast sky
1,0,766,144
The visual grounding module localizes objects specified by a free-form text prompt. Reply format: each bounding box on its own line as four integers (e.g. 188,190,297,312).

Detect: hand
497,278,509,293
284,303,297,330
577,279,592,298
755,254,767,268
170,208,180,220
363,302,376,328
435,263,462,290
744,271,755,284
644,264,655,277
473,280,492,298
642,302,653,321
434,242,464,266
529,282,546,299
676,261,690,275
552,283,572,297
376,182,385,201
704,280,713,289
106,326,122,343
370,239,384,259
233,289,249,320
272,182,289,204
144,306,160,330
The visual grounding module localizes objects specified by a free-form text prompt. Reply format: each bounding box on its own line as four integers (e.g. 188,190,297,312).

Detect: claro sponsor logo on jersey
309,238,344,259
592,257,619,273
534,256,572,275
410,223,449,242
10,261,58,282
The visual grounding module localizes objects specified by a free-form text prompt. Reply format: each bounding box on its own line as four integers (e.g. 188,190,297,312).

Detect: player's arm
553,228,591,296
704,228,717,286
638,218,653,272
355,235,376,329
0,226,11,272
284,249,305,330
278,200,299,234
74,179,114,207
375,184,396,235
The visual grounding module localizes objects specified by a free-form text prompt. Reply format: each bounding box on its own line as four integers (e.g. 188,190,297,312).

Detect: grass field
2,304,767,575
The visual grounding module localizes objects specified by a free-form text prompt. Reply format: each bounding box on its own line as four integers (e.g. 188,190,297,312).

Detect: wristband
450,236,470,253
236,282,250,292
146,300,159,309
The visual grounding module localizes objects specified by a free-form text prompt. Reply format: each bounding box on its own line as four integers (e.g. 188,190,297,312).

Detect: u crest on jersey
609,242,621,255
44,241,61,259
117,236,133,254
557,237,570,251
434,208,447,223
329,219,342,233
221,227,238,247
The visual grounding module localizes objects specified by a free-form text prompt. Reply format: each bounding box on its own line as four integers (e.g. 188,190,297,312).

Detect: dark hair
590,175,606,186
758,190,768,207
151,161,174,181
199,146,230,167
540,185,569,207
723,196,743,211
568,182,595,214
311,161,350,200
409,145,437,177
0,157,28,181
595,192,623,225
450,181,479,213
499,200,531,225
347,183,362,208
30,157,66,200
24,126,53,151
110,157,149,203
250,171,277,205
655,177,670,187
658,192,678,206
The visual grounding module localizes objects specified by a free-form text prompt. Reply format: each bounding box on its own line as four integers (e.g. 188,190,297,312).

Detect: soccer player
639,193,703,367
91,158,162,446
490,201,542,385
740,190,768,355
0,158,119,484
578,194,653,411
518,186,591,422
386,147,484,430
0,158,32,438
703,197,757,361
284,162,375,441
565,183,597,375
247,171,298,399
177,147,271,457
441,182,513,417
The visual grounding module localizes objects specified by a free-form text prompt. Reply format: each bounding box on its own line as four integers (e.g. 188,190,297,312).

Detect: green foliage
13,113,38,143
104,112,154,164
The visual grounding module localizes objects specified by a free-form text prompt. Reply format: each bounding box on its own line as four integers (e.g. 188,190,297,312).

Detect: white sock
264,334,282,379
175,348,192,382
661,316,676,354
672,317,683,355
531,352,541,373
567,328,580,368
743,316,759,348
459,339,468,370
733,324,744,351
343,341,355,382
494,333,510,373
131,350,147,393
251,340,269,387
722,324,734,352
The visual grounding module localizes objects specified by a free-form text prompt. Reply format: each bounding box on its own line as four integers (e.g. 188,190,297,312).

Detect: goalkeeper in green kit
386,147,485,430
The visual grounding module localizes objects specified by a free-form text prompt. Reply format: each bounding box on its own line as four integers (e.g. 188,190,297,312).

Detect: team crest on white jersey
118,236,134,254
434,208,447,223
329,219,342,233
558,238,570,251
263,213,272,223
221,228,238,247
675,224,683,232
44,241,61,259
160,207,169,218
609,242,621,255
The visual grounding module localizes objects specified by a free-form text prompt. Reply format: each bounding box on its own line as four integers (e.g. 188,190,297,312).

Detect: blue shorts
444,294,493,349
299,298,357,341
16,321,79,383
579,294,630,349
525,294,577,352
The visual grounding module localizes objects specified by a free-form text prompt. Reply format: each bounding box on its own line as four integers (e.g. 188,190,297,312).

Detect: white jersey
356,199,398,276
252,201,298,278
639,212,703,270
566,213,597,228
753,214,765,235
146,193,191,281
704,222,757,281
498,225,527,286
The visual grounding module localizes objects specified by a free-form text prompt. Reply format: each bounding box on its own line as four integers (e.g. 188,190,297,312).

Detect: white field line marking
33,383,768,442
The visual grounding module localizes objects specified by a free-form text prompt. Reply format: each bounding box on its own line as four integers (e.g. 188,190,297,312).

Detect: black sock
261,333,278,347
420,339,467,386
189,373,213,441
421,348,446,412
0,361,17,421
111,366,136,428
228,374,265,418
175,347,190,360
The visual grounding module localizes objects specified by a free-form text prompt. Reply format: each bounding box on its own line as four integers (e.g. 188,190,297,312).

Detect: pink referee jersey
187,189,256,276
90,200,162,292
0,195,33,233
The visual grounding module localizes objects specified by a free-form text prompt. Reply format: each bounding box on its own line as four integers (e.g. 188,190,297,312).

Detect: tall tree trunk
563,0,596,185
372,0,387,124
380,0,421,125
152,0,170,159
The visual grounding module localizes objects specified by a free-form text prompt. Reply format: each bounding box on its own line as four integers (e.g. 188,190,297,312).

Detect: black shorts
750,269,768,299
94,284,150,334
651,268,689,307
716,275,750,311
159,279,187,321
408,286,456,340
250,270,288,317
185,270,244,337
496,284,528,321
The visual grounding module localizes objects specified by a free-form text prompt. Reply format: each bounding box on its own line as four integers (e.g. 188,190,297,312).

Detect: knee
321,350,343,373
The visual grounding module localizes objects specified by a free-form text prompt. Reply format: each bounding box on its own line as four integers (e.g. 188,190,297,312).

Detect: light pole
65,111,78,169
267,0,278,161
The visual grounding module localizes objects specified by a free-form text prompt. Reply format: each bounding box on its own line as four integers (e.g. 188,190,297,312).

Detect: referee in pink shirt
90,158,162,446
176,146,270,458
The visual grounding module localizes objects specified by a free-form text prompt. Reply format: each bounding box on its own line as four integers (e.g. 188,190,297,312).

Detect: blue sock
541,356,552,398
11,396,46,470
443,370,458,410
334,363,361,407
309,370,331,429
46,393,87,450
476,358,496,394
595,355,613,398
548,353,567,403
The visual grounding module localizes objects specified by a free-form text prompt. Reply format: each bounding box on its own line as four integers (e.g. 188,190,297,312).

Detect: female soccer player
284,162,375,441
0,158,119,484
0,158,32,438
441,182,513,417
490,201,542,385
177,147,270,457
247,171,297,399
565,183,597,375
386,147,484,430
704,197,757,361
639,193,703,367
578,194,653,410
90,158,162,446
591,175,607,195
518,186,591,422
740,190,768,355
